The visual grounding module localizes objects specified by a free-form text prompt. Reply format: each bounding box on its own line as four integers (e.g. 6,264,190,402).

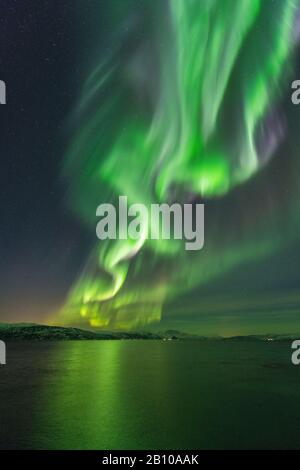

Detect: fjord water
0,340,299,449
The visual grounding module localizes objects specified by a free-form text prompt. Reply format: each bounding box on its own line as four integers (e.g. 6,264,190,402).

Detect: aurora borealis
2,0,300,334
57,0,300,330
5,1,300,455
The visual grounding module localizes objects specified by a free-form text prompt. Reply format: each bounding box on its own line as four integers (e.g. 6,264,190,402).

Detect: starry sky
0,1,96,321
1,0,300,336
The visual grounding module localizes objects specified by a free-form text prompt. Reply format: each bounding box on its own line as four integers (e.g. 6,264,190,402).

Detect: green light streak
59,0,300,329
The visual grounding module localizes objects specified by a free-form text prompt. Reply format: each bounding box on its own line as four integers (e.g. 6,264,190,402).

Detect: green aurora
60,0,300,330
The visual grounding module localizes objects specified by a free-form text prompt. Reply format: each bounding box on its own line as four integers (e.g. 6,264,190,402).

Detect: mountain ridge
0,323,298,341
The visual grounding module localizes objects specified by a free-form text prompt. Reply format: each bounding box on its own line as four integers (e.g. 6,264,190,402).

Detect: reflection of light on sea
37,341,125,449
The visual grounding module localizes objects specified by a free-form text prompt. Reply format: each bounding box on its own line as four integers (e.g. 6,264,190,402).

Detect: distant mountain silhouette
0,323,160,341
0,323,297,341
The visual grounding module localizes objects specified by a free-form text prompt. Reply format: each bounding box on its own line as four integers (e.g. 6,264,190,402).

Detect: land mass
0,323,297,341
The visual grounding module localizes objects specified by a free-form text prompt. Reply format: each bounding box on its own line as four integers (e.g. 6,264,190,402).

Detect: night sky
1,0,300,336
0,1,97,321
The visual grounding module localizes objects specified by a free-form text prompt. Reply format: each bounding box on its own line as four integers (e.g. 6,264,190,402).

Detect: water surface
0,340,298,449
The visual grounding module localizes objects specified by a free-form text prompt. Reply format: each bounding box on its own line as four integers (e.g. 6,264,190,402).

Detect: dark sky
0,1,97,321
